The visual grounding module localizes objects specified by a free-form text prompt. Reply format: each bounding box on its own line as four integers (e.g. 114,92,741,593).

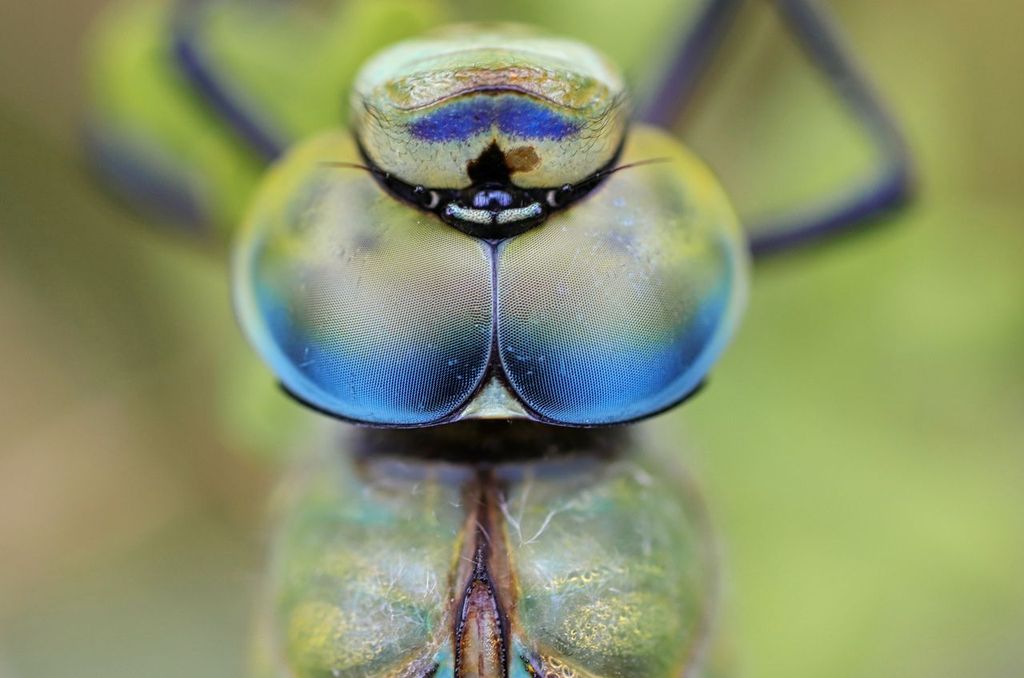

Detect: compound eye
495,127,749,425
235,133,494,426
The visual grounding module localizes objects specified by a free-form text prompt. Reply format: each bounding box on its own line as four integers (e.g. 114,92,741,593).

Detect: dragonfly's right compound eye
234,134,496,427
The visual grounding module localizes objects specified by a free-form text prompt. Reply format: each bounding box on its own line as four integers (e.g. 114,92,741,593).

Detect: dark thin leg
748,0,912,255
170,0,286,161
638,0,744,128
640,0,912,256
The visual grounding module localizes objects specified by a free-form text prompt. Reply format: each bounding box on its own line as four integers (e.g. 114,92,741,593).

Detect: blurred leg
639,0,912,256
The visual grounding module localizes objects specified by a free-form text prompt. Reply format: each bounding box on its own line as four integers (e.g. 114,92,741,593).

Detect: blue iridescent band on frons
408,96,581,142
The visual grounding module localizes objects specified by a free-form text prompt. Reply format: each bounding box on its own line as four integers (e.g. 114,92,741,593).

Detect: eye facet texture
235,126,747,427
496,127,748,425
234,133,493,426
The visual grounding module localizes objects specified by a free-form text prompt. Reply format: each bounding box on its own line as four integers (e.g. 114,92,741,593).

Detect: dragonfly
83,0,910,676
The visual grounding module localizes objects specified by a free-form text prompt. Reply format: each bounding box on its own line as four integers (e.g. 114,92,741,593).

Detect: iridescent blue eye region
407,95,581,142
497,277,733,425
253,278,492,425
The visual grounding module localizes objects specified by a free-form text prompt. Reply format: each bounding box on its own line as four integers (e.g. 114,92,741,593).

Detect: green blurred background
0,1,1021,677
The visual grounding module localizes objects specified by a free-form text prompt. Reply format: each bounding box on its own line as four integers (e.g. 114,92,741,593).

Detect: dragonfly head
351,24,629,238
234,27,748,429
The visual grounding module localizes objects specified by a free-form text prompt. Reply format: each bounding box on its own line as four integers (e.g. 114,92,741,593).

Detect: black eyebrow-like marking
322,135,632,240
